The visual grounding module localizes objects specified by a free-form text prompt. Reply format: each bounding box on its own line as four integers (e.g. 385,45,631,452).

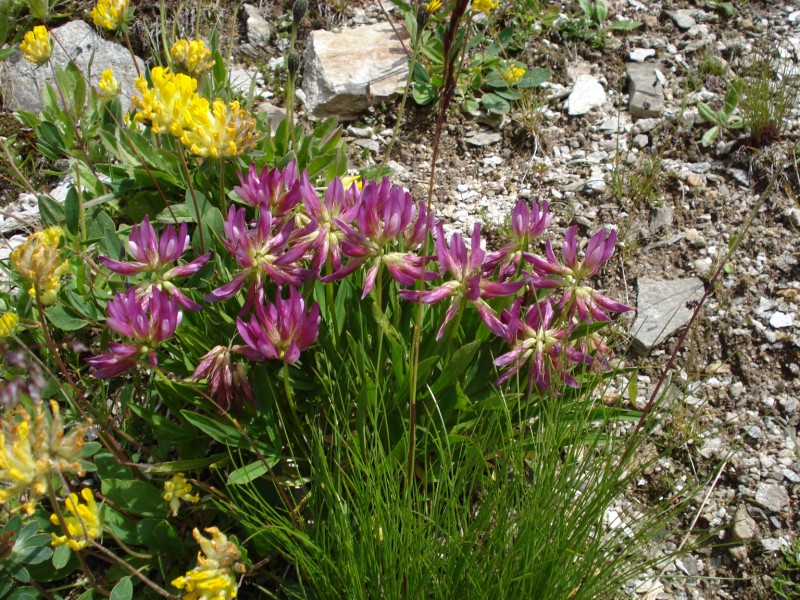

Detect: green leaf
94,451,134,481
101,479,166,518
52,545,71,569
610,20,642,31
180,411,251,449
412,83,439,106
227,459,279,485
701,125,719,147
480,93,511,115
64,187,80,237
136,520,183,555
110,576,133,600
154,455,225,472
35,121,66,160
38,194,65,227
430,340,481,397
412,61,430,84
697,102,719,124
722,79,743,116
519,67,551,88
44,305,87,331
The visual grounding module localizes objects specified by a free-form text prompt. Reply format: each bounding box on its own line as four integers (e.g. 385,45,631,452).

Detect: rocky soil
1,0,798,598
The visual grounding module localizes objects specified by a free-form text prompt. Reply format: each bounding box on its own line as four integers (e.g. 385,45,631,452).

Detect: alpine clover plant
0,8,668,598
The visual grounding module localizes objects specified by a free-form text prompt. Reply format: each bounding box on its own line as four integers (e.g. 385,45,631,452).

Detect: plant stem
123,32,141,78
380,30,421,171
218,157,227,213
177,146,206,252
283,361,305,440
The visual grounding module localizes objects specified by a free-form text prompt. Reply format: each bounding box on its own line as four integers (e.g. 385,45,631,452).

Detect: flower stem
177,146,206,252
218,157,227,213
380,29,421,171
283,361,304,440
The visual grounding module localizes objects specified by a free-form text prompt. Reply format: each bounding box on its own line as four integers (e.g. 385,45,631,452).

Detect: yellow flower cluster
19,26,52,65
171,39,215,75
50,488,102,551
163,473,200,516
425,0,442,14
90,0,130,33
11,227,67,305
0,401,88,515
172,527,244,599
472,0,498,13
98,69,120,98
133,66,256,159
0,312,18,339
501,65,526,84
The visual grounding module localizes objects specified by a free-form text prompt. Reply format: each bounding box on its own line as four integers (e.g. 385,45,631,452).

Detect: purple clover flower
333,178,435,297
303,177,361,276
485,199,552,279
237,286,320,364
86,288,182,378
98,215,210,311
192,345,254,413
400,223,522,340
528,226,631,322
205,206,313,312
493,297,583,392
234,159,314,221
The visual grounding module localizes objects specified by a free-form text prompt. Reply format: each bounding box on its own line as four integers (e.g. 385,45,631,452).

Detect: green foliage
772,538,800,599
740,49,800,147
697,79,744,146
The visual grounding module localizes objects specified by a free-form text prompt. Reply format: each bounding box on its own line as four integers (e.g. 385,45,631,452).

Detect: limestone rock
755,482,790,512
1,20,144,114
301,22,408,119
631,277,704,353
666,10,696,30
627,62,665,119
567,75,606,116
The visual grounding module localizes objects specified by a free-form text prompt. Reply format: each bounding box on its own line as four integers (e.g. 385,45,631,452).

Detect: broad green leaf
180,411,251,449
697,101,718,124
722,79,743,116
430,340,481,396
101,479,166,518
64,187,80,237
480,93,511,115
136,520,183,555
38,194,65,227
52,545,71,569
701,125,719,147
412,82,439,106
155,454,225,471
227,459,279,485
44,305,87,331
610,20,642,31
110,576,133,600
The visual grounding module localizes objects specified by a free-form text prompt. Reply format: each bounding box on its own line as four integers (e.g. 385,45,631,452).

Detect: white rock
566,75,606,116
629,48,656,62
769,312,793,328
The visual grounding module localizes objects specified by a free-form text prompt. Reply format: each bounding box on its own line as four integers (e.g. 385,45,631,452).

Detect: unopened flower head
163,473,200,516
192,345,254,413
234,160,313,220
172,527,243,600
132,66,200,136
180,99,257,158
50,488,102,551
472,0,498,13
237,286,320,364
98,215,210,310
0,312,18,339
170,39,215,75
11,227,67,305
86,288,182,378
501,64,526,85
425,0,442,14
304,176,361,275
19,26,52,65
90,0,131,33
98,69,120,97
0,401,88,515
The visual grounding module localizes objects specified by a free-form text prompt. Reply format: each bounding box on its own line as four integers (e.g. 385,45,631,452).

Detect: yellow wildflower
90,0,130,33
11,227,67,305
132,66,200,136
50,488,102,551
501,64,526,85
171,39,215,75
0,401,88,515
163,473,200,516
425,0,442,14
19,26,52,66
98,69,120,97
0,312,18,338
472,0,498,13
340,174,363,191
180,99,257,159
172,527,244,599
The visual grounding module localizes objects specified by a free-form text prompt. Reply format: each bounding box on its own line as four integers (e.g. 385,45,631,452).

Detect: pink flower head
205,206,313,312
192,345,254,413
493,297,583,392
237,286,320,364
98,216,210,310
303,177,361,275
485,199,552,278
234,159,314,221
528,226,630,322
86,288,182,378
333,178,435,297
400,223,522,339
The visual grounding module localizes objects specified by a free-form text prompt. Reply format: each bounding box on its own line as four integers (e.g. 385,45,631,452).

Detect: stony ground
1,0,799,598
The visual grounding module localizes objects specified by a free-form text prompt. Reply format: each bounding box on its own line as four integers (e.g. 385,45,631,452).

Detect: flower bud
287,52,300,78
292,0,307,24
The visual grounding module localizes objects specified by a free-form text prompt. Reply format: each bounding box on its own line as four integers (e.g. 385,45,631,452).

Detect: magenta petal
99,257,147,275
205,273,248,302
165,253,211,279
